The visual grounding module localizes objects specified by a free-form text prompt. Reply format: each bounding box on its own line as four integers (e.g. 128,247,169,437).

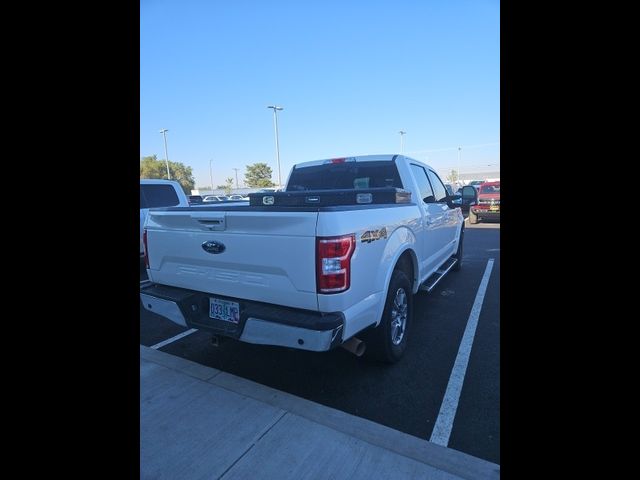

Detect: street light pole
232,168,239,189
159,129,170,180
399,131,406,153
457,146,461,183
267,105,283,187
209,159,214,193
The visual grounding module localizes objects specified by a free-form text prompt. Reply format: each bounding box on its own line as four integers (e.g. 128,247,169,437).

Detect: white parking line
429,258,495,447
150,328,198,350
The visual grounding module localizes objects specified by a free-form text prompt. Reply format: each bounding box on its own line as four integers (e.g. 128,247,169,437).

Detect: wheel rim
390,287,408,345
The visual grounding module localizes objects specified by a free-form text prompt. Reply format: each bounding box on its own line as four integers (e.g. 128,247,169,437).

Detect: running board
419,257,458,292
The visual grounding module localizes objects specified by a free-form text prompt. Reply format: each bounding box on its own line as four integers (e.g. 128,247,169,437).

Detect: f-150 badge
361,227,387,244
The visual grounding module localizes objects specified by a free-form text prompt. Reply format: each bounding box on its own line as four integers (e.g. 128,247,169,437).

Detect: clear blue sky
141,0,500,189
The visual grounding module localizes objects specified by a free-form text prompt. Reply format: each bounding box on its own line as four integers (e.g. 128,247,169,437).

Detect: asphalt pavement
140,219,500,465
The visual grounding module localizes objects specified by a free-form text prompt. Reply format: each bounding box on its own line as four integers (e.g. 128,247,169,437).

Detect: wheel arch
372,226,419,327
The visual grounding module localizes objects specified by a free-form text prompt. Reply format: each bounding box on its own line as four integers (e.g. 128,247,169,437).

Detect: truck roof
294,154,400,169
140,179,182,185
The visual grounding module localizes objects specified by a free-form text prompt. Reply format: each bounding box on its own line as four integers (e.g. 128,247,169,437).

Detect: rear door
408,163,443,276
426,169,459,260
144,208,320,311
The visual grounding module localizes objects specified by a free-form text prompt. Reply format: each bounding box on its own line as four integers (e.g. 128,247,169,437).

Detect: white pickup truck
140,179,189,255
141,155,471,362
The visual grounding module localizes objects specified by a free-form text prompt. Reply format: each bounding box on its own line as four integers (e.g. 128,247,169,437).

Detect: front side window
427,170,448,203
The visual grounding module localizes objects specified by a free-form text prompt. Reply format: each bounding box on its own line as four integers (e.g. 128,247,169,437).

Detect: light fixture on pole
399,131,406,153
267,105,283,187
159,129,171,180
209,159,214,193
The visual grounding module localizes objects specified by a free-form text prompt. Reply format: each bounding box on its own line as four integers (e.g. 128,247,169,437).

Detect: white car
203,195,228,202
140,179,188,255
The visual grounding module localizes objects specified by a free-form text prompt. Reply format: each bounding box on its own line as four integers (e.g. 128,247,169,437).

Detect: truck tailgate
144,209,319,311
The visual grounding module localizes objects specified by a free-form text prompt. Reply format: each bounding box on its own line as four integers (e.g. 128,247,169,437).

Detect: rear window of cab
286,160,403,191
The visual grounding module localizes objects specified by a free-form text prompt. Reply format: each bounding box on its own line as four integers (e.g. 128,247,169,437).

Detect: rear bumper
140,283,344,352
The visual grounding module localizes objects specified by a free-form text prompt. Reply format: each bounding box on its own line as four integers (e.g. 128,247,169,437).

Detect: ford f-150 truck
140,155,465,362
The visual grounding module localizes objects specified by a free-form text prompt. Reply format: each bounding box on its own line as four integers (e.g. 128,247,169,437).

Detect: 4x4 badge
202,241,226,254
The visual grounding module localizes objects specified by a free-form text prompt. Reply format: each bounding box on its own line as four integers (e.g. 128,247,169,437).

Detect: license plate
209,298,240,324
489,206,499,211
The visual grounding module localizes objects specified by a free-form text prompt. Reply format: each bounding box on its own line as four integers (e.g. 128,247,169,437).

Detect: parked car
141,154,465,363
140,179,188,255
188,195,204,205
203,195,228,203
228,194,247,201
469,181,500,224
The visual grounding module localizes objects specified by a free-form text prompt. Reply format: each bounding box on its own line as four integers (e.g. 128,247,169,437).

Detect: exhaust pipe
340,337,366,357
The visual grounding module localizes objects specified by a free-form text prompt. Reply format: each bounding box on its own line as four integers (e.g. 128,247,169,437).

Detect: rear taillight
143,229,149,268
316,234,355,294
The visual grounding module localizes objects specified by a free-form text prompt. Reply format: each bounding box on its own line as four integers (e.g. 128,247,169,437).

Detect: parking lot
140,218,500,464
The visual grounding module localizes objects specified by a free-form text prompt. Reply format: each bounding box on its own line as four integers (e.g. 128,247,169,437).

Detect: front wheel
364,269,413,363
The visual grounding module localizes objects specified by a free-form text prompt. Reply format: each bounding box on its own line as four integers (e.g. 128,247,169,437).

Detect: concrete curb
140,345,500,480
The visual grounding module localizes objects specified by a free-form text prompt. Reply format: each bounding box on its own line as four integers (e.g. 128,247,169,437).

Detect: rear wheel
469,209,478,224
364,269,413,363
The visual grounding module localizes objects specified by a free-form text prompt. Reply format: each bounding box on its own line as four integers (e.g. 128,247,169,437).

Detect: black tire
469,209,478,224
453,226,464,271
363,269,413,363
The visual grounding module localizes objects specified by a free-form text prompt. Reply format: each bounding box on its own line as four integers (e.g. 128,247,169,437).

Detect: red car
469,181,500,224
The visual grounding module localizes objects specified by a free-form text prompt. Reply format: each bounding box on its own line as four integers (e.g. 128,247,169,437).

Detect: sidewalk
140,345,500,479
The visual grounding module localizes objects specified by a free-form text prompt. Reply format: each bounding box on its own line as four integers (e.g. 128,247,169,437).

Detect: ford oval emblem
263,196,275,205
202,240,226,254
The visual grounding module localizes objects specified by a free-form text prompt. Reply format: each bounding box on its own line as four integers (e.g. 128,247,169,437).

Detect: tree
140,155,195,195
216,178,234,195
244,163,275,188
223,177,234,195
446,169,459,183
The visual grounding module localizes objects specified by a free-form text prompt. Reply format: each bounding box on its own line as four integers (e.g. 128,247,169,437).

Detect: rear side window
410,164,435,203
286,161,403,191
140,184,180,208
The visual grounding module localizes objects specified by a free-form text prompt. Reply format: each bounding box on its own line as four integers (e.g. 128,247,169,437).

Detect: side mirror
461,185,478,205
446,194,462,209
